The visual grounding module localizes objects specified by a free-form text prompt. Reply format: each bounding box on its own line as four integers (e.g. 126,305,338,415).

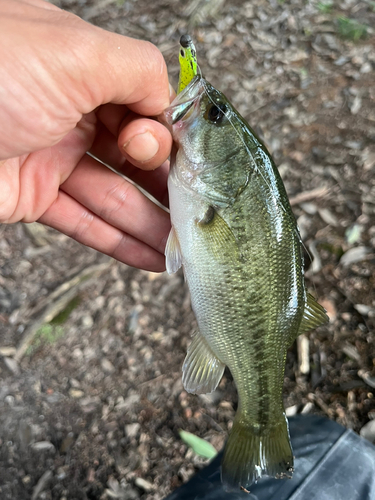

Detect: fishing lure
178,34,198,94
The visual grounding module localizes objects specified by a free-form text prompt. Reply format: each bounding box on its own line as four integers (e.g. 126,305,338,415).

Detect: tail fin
221,414,294,491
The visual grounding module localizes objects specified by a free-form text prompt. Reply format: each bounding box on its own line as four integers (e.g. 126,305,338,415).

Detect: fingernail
123,131,159,162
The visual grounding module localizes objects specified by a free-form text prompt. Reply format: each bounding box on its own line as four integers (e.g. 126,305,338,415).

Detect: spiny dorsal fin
298,293,329,335
165,226,182,274
182,330,225,394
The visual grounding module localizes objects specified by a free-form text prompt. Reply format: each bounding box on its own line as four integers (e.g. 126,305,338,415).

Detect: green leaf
179,430,218,459
336,16,368,41
345,224,363,245
317,2,333,14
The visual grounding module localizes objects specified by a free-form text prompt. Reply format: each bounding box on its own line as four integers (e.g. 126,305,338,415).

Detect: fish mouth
170,100,195,125
161,75,204,127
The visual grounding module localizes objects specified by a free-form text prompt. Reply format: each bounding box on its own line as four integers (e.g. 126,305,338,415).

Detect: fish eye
205,102,227,124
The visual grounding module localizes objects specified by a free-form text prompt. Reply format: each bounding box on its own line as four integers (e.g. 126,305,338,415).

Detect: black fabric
165,415,375,500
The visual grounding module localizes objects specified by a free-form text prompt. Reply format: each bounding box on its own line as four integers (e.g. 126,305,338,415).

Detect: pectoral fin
165,226,183,274
182,330,225,394
296,293,329,338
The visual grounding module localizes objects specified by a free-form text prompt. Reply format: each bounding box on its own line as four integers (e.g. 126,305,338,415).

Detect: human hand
0,0,173,272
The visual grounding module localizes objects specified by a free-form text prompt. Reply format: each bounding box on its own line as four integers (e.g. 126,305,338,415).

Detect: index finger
83,31,171,117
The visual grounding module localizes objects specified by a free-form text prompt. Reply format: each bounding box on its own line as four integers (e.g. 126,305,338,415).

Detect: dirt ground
1,0,375,499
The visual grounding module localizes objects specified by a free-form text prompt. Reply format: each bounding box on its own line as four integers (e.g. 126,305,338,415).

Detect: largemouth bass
162,76,328,491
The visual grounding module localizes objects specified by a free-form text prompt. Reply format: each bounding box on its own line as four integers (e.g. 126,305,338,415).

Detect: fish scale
162,75,328,491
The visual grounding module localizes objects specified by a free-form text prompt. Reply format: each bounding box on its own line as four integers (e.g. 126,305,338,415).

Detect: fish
161,75,328,491
177,34,198,94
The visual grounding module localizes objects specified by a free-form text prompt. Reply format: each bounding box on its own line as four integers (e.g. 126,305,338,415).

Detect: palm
0,0,173,272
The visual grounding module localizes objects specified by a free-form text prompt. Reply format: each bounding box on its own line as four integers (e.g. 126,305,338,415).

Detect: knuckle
0,183,17,223
110,232,129,259
98,180,132,221
143,41,167,76
70,209,95,242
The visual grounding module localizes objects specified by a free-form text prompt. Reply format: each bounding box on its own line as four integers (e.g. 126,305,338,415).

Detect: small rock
358,370,375,389
70,378,81,388
46,391,64,404
285,405,298,417
60,432,75,453
115,394,140,411
354,304,373,316
335,55,349,66
3,357,19,375
300,202,318,215
350,95,362,115
140,346,153,363
134,477,153,492
362,148,375,171
340,246,371,267
72,348,83,359
125,423,140,439
101,358,116,374
360,62,372,74
69,389,84,399
31,441,55,453
56,467,67,480
4,395,15,407
198,390,222,405
147,272,160,281
150,330,164,341
24,222,50,246
318,208,339,227
360,420,375,443
81,315,94,328
0,346,16,357
342,344,361,363
301,402,314,414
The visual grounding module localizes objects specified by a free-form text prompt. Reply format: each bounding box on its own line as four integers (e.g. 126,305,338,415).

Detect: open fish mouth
170,100,195,124
162,75,204,127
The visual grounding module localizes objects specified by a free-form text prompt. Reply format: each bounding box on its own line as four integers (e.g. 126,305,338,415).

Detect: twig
31,471,53,500
15,261,113,362
297,334,310,375
308,392,334,418
289,186,330,206
358,370,375,389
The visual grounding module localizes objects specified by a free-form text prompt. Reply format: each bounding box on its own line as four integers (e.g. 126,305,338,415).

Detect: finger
117,161,170,207
38,190,166,272
119,117,172,169
96,103,130,137
61,154,171,254
88,126,169,205
0,113,96,223
96,105,172,168
96,79,175,135
89,121,126,170
83,34,170,116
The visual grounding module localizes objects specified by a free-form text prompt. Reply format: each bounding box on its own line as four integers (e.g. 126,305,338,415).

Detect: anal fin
165,226,182,274
298,293,329,335
182,330,225,394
